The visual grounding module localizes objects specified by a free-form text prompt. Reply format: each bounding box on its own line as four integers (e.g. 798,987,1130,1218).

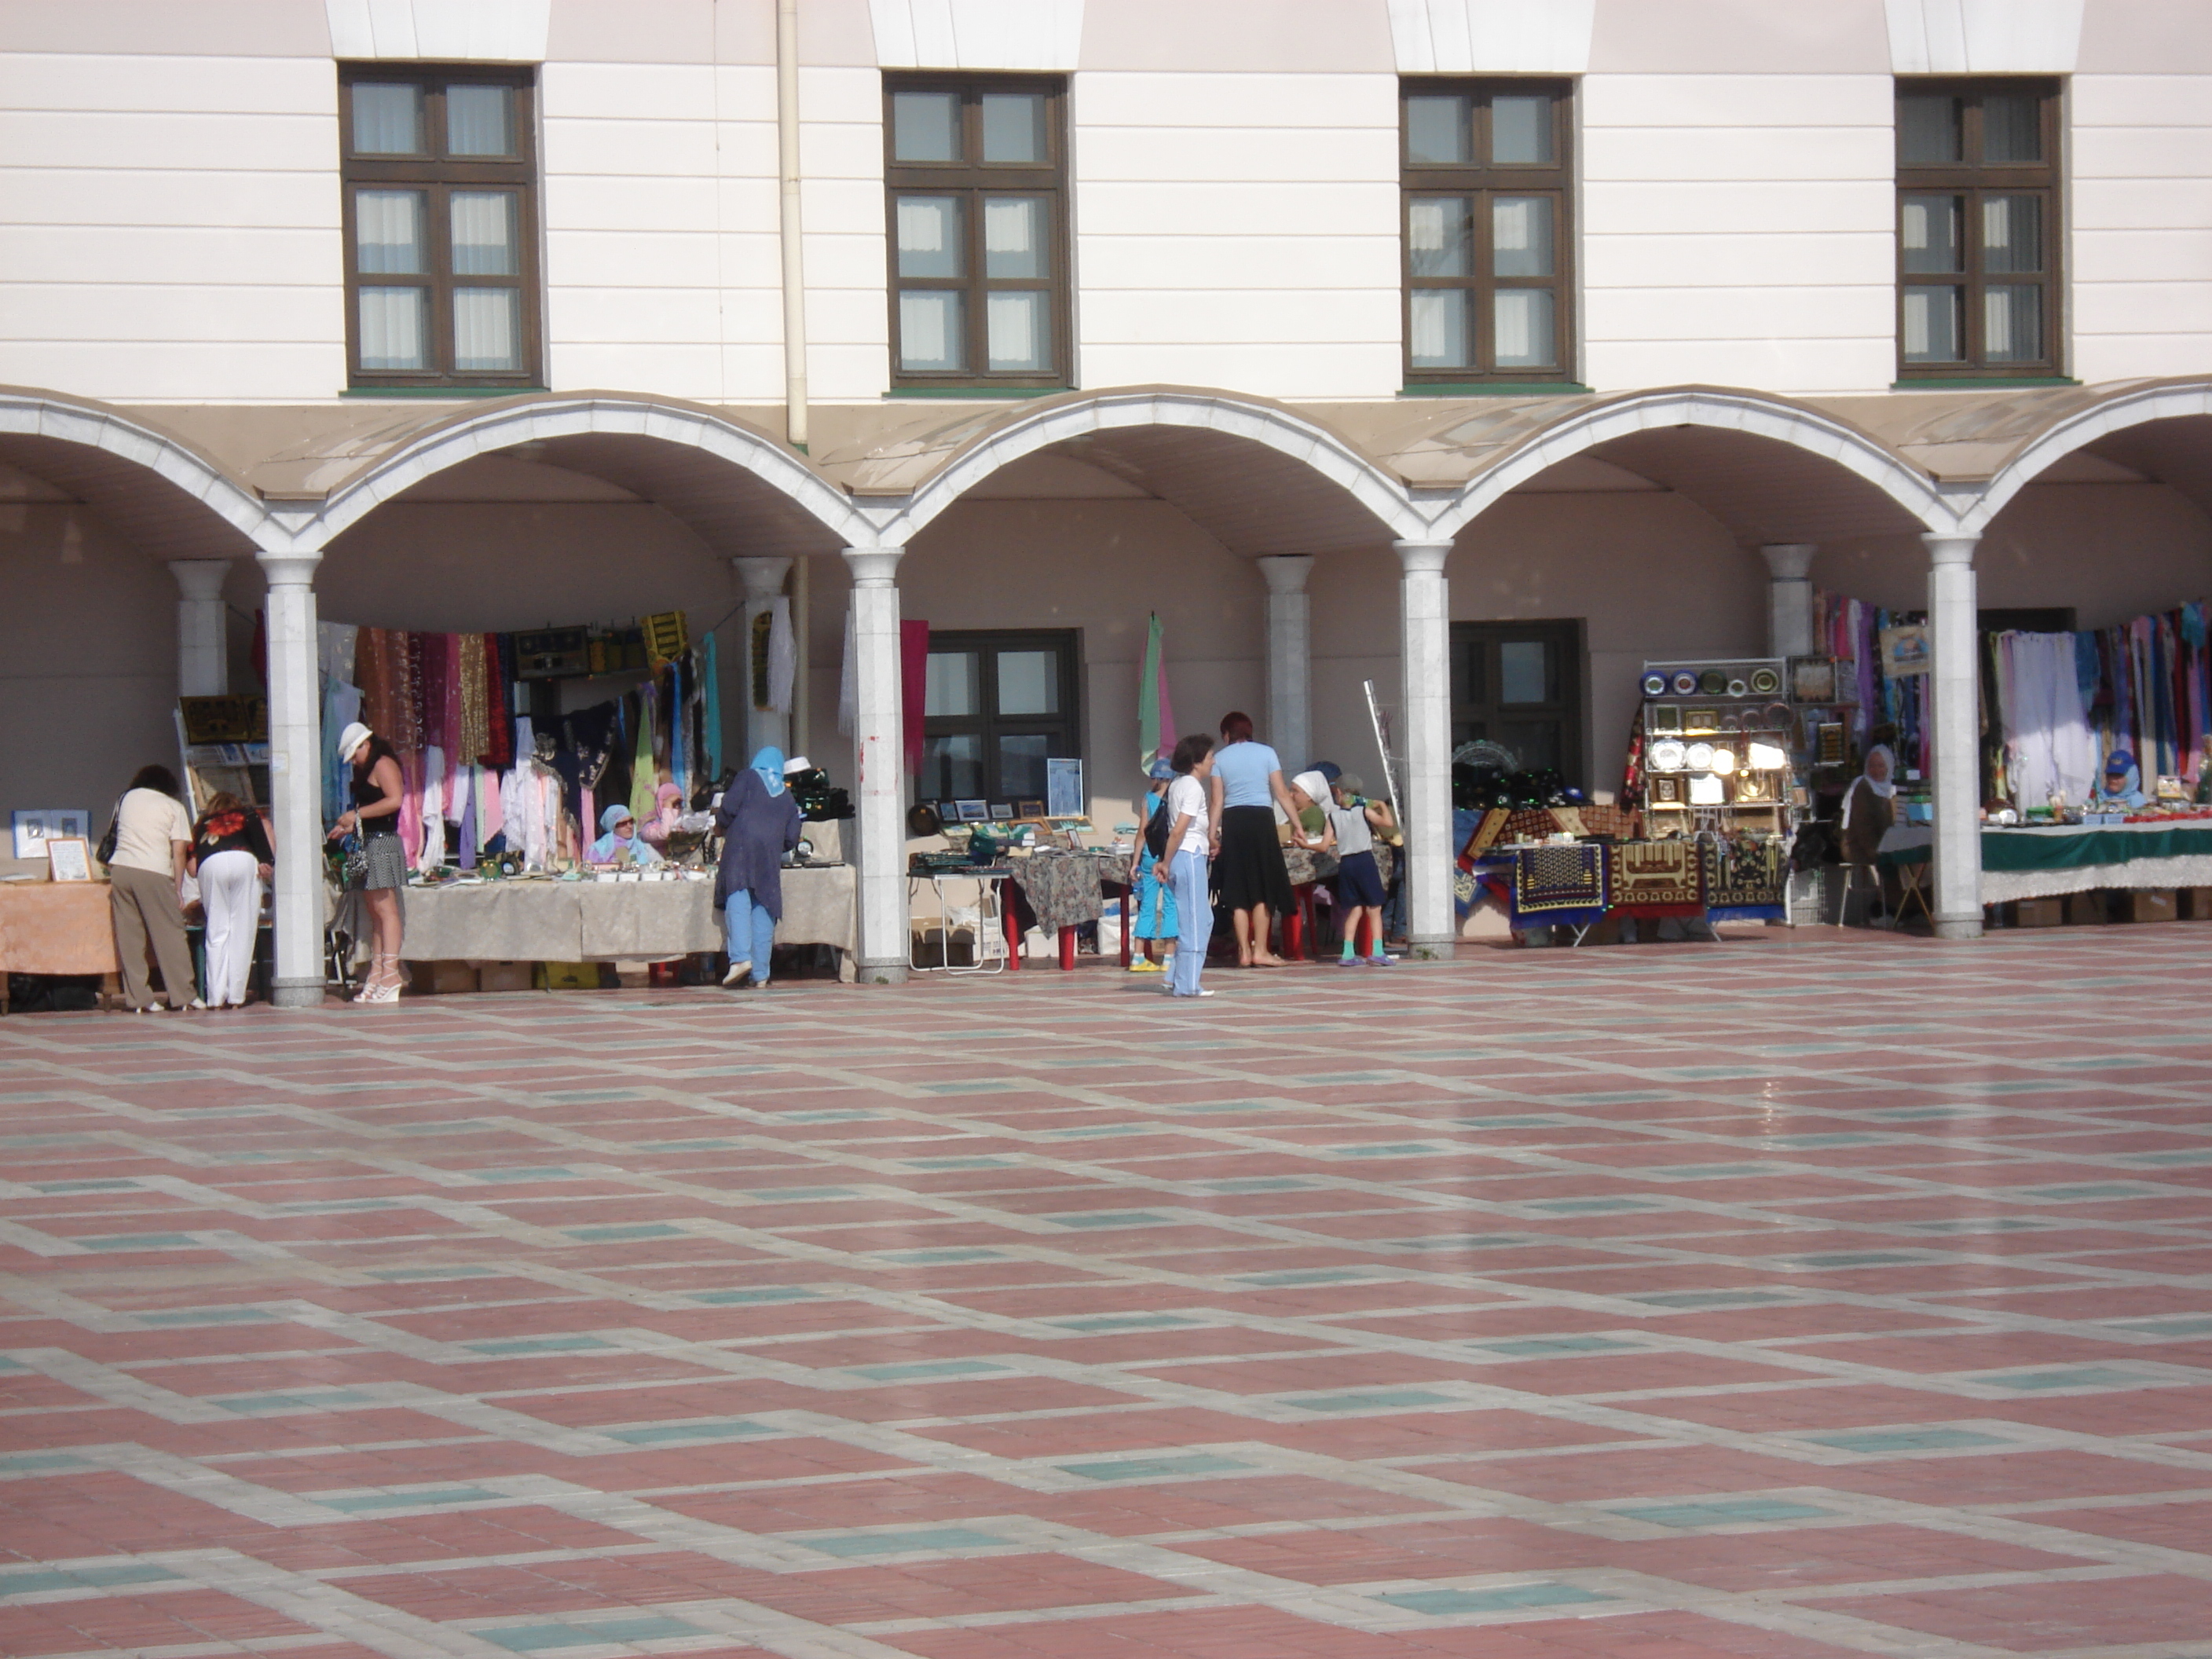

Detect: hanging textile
485,632,514,771
1999,632,2098,808
317,622,357,685
322,678,362,827
629,683,658,828
457,630,490,767
1137,613,1165,767
701,632,723,782
767,597,796,714
403,631,427,755
456,767,478,870
398,751,423,863
668,657,687,798
902,619,930,776
417,748,446,872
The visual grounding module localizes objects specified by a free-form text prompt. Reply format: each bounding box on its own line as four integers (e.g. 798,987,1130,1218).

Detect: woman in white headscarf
1840,743,1898,868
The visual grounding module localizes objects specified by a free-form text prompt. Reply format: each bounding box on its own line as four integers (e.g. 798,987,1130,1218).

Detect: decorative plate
1698,668,1727,695
1673,671,1699,695
1749,666,1781,695
1642,672,1668,697
1685,742,1715,771
1747,742,1789,771
1726,676,1749,697
1761,701,1793,731
1710,747,1737,775
1649,739,1686,772
1719,713,1741,731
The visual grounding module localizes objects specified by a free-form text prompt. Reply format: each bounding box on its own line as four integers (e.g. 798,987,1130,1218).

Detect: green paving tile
1060,1453,1251,1481
1974,1367,2153,1391
75,1234,196,1251
793,1526,1008,1557
562,1224,685,1242
465,1335,615,1355
607,1419,778,1444
850,1360,1011,1380
1050,1313,1203,1331
1046,1210,1170,1228
1476,1336,1643,1356
1616,1499,1833,1527
690,1286,819,1303
1289,1390,1456,1412
320,1487,505,1512
1379,1582,1611,1614
1804,1429,2008,1454
479,1617,701,1650
0,1562,183,1596
874,1248,1007,1264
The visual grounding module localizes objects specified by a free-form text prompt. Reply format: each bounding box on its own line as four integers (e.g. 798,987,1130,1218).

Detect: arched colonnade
5,378,2203,1001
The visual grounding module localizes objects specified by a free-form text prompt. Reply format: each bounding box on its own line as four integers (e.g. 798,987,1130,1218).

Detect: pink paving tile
1824,1575,2212,1650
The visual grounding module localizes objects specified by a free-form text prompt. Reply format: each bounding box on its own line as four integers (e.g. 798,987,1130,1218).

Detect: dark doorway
1450,618,1586,786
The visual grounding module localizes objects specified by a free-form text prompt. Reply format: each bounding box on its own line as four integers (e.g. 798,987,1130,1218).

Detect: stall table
1877,820,2212,905
0,879,121,1009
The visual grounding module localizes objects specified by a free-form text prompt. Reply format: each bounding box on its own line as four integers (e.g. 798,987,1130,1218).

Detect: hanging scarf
628,682,658,828
701,633,723,782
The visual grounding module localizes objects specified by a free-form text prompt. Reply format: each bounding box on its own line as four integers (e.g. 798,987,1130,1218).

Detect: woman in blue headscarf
712,746,804,988
588,802,665,866
2092,749,2149,810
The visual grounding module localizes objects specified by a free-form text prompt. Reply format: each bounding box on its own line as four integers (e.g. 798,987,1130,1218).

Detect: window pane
1491,95,1552,164
1499,641,1551,705
358,287,428,370
1408,196,1470,277
1984,284,2043,361
899,290,964,371
1899,93,1960,163
354,189,426,273
1982,193,2042,273
987,291,1049,372
996,650,1058,716
983,196,1046,278
1493,287,1556,369
896,195,962,278
893,91,961,161
1498,720,1561,773
922,733,983,800
450,191,518,276
925,651,979,716
1409,288,1470,369
980,92,1044,163
1492,196,1553,277
352,83,421,154
1903,284,1963,362
452,287,521,371
447,84,514,156
998,734,1051,801
1982,94,2041,163
1405,95,1470,163
1901,193,1961,273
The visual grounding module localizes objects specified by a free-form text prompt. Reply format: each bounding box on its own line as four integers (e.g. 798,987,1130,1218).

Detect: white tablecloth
1877,822,2212,904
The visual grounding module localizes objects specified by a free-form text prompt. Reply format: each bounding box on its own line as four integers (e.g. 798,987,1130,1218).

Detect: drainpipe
777,0,808,452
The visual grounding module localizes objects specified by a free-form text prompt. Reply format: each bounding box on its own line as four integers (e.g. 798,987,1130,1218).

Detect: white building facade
4,0,2211,996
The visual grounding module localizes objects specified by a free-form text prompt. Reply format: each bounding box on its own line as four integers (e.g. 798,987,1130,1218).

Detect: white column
1758,543,1816,661
168,559,231,697
844,547,908,983
1258,555,1314,771
1393,540,1455,958
257,551,325,1007
1925,533,1983,939
732,555,793,761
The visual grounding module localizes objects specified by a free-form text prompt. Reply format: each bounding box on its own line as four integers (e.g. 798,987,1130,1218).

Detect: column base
853,960,910,986
1934,916,1985,941
269,976,327,1009
1403,936,1457,961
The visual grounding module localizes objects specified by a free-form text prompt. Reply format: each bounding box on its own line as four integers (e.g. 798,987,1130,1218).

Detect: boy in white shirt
1306,770,1394,966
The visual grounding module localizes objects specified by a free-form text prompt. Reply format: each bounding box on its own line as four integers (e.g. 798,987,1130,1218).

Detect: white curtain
453,289,520,372
358,287,426,371
2001,632,2100,809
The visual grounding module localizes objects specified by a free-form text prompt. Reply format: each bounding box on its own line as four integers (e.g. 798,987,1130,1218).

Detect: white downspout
777,0,808,451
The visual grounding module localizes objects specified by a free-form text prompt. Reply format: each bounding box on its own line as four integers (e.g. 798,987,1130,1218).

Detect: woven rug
1513,843,1608,914
1701,838,1787,910
1609,839,1701,907
1460,809,1512,862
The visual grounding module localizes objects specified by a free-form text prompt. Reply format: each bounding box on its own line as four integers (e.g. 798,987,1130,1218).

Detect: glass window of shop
919,631,1081,804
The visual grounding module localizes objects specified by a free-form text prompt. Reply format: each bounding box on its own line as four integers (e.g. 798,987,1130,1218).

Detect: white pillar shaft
258,553,324,1006
1394,540,1455,956
1259,555,1313,773
169,559,231,698
844,548,907,983
733,556,793,762
1925,533,1983,940
1758,543,1817,661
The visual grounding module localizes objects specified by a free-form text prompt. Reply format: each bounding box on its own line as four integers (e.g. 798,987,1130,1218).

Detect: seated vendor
2092,749,2149,811
588,804,665,867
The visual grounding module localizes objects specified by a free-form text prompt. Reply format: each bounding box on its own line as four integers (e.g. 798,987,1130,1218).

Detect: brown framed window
1401,80,1574,386
884,76,1069,390
1896,79,2060,380
339,66,540,390
919,630,1081,804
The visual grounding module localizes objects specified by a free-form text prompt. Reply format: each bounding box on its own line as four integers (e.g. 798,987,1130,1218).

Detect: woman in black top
327,722,408,1002
188,792,274,1007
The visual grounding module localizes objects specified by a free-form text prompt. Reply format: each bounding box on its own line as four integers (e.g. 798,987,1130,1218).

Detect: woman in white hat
326,722,408,1002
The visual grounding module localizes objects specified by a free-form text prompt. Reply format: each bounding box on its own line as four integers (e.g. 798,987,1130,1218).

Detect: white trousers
199,849,262,1005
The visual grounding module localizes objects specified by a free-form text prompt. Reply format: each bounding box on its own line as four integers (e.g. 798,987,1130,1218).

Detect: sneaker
1128,959,1163,973
1335,954,1361,968
721,961,753,987
1364,953,1395,966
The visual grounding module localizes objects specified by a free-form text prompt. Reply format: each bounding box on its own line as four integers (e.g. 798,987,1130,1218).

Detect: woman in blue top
1206,710,1317,967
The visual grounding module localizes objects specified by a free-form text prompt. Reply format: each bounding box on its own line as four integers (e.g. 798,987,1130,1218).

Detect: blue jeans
1167,848,1211,996
723,889,777,983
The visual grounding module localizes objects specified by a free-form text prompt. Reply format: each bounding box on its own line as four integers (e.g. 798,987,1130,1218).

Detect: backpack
1143,787,1173,861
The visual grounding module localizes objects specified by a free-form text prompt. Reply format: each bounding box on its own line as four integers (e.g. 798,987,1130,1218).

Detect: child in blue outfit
1127,760,1178,973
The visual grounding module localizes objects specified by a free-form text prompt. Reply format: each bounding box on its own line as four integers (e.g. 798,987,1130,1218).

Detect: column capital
841,546,904,588
1256,553,1314,595
733,555,793,602
167,558,233,601
1392,539,1452,576
1758,542,1816,581
1922,532,1979,567
255,548,320,588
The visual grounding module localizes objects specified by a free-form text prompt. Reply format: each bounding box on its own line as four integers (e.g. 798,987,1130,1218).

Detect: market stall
1467,834,1788,941
0,877,119,1009
1877,817,2212,906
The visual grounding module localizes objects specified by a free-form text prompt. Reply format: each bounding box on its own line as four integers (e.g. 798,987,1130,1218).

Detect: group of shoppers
102,764,273,1013
1136,711,1399,999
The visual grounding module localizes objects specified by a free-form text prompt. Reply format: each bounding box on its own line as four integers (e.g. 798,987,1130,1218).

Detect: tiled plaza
1,930,2210,1658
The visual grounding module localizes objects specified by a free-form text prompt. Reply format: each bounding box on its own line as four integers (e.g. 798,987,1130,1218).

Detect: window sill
342,386,549,398
885,386,1071,399
1890,376,2079,390
1401,382,1591,397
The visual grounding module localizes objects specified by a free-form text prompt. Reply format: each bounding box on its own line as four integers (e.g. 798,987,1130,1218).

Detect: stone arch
1967,380,2212,535
307,393,877,551
1423,386,1958,543
877,387,1432,547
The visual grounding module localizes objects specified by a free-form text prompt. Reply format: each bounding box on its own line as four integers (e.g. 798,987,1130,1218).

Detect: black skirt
1216,805,1295,915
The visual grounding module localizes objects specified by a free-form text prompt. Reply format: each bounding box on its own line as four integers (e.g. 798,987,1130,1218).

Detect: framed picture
1016,798,1046,821
987,803,1013,821
953,799,989,823
1880,624,1930,678
46,837,92,883
10,809,89,861
1789,657,1837,702
1650,776,1680,804
1046,757,1084,818
1648,705,1682,735
1684,707,1719,732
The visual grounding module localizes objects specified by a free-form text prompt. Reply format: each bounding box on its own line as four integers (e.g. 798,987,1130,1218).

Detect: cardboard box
2126,890,2177,924
420,961,478,994
475,960,533,993
2064,892,2110,925
2181,887,2212,921
2013,898,2065,928
536,961,599,991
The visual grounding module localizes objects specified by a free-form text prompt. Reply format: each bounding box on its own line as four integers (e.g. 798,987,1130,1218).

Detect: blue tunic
712,770,804,918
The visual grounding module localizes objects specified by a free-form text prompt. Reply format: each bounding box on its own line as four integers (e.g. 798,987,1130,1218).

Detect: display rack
1638,657,1794,836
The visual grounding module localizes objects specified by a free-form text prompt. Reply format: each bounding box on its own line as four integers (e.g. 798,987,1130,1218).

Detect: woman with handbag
104,764,203,1013
327,723,408,1002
